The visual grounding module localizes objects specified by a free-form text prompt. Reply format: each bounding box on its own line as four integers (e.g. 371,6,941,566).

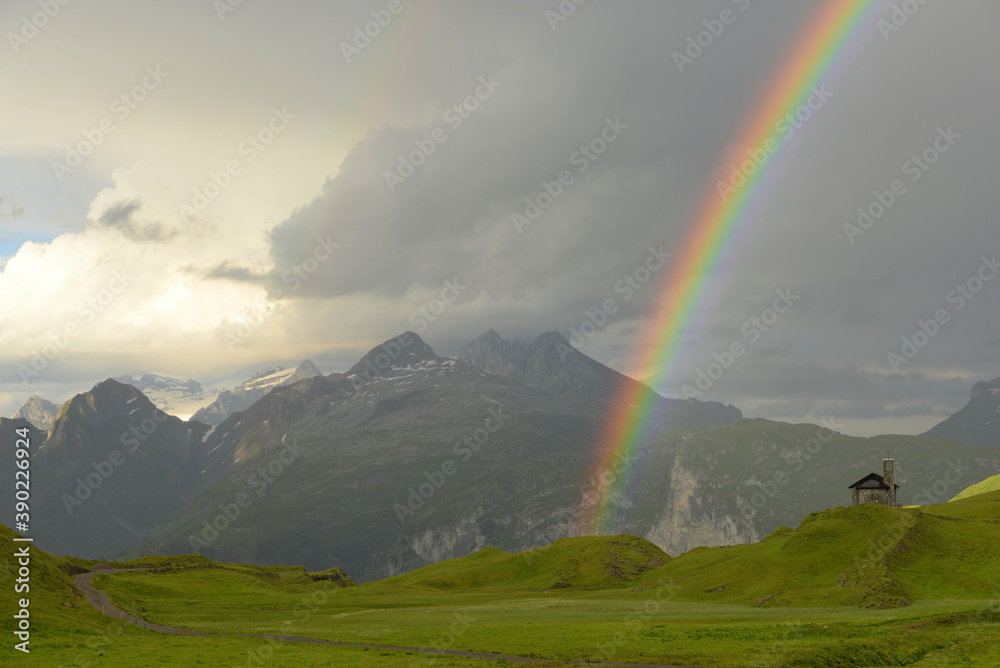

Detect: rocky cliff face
643,462,760,556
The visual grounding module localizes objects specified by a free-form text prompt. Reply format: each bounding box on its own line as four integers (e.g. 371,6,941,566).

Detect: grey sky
1,0,998,435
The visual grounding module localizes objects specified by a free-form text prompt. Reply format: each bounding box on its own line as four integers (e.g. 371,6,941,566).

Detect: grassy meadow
3,490,1000,666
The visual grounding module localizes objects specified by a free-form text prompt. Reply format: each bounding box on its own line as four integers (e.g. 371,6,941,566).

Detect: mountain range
3,329,999,584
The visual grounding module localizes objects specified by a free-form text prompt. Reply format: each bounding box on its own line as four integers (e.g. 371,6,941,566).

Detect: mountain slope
191,359,322,425
0,380,209,560
924,376,1000,444
33,332,1000,587
132,334,1000,581
11,393,59,430
135,332,614,580
459,329,742,429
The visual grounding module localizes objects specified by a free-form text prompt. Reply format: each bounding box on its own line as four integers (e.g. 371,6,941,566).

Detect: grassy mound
375,534,669,591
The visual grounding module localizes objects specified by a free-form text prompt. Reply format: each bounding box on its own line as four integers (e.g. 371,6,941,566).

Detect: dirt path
73,567,701,667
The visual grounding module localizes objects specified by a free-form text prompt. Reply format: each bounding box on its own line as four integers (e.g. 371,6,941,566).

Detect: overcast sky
1,0,998,436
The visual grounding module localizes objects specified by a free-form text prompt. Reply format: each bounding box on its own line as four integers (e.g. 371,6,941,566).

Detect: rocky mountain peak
11,394,60,431
76,379,161,419
970,377,1000,400
532,330,571,348
346,332,439,384
925,375,1000,444
291,359,322,380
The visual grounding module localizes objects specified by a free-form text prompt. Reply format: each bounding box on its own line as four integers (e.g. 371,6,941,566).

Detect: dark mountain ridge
924,375,1000,444
459,329,742,429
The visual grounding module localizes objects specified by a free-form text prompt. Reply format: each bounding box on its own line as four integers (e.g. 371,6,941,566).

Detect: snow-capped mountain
112,373,220,418
190,360,322,425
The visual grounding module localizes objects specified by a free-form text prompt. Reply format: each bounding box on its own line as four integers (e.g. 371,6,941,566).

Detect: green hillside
6,505,1000,666
950,472,1000,501
632,493,1000,609
371,496,1000,609
378,533,669,591
0,525,458,667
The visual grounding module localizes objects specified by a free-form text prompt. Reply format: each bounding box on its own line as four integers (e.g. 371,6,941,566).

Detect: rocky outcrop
644,462,759,556
11,394,59,431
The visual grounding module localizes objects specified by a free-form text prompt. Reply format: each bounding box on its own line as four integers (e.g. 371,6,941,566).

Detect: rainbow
584,0,889,534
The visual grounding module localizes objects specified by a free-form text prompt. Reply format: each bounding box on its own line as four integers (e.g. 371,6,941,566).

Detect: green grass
71,571,1000,666
378,533,668,591
5,494,1000,666
627,498,1000,609
949,473,1000,502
